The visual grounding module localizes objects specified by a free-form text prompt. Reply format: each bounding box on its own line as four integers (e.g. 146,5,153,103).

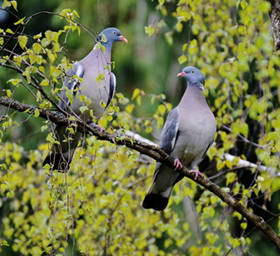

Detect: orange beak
177,72,186,77
119,35,128,43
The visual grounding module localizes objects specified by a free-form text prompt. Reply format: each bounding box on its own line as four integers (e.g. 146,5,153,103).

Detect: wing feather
159,108,180,154
105,72,116,108
59,62,85,110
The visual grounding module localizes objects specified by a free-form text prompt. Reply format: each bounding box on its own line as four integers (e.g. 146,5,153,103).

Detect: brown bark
1,95,280,250
269,0,280,50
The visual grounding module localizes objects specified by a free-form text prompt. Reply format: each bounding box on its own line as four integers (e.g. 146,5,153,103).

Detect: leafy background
0,0,280,255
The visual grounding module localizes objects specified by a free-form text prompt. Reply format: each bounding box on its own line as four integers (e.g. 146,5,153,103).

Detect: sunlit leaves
164,31,173,45
45,30,60,43
32,42,42,54
18,35,28,50
2,0,17,10
40,79,49,87
14,17,25,25
145,25,156,37
59,8,80,20
145,20,166,37
7,78,21,86
178,55,187,64
49,65,61,78
231,119,249,137
0,0,279,255
96,73,105,82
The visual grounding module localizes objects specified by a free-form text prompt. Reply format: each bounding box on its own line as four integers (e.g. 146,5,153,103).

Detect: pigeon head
177,66,205,88
96,27,128,46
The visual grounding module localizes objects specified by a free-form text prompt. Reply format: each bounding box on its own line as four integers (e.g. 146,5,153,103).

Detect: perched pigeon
43,27,128,170
143,66,216,211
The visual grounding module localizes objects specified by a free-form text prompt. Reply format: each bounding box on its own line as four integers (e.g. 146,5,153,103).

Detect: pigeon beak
119,35,128,43
177,72,186,77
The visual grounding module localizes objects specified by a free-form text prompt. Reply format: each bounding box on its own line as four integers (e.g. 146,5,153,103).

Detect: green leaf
14,17,25,25
226,173,236,185
40,79,49,87
6,28,14,34
32,43,42,54
178,55,187,64
45,30,59,42
241,222,247,229
240,122,249,137
50,65,61,78
132,88,141,100
2,0,11,8
7,78,21,86
79,106,88,113
96,74,105,82
18,35,28,49
144,26,156,37
34,109,40,117
6,89,12,97
0,239,9,246
157,104,166,115
10,0,17,11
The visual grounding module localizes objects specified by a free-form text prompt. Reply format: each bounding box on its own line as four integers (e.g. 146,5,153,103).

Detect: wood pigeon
142,66,216,211
43,27,128,171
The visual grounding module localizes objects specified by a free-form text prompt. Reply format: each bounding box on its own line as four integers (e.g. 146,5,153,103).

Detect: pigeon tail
142,193,169,211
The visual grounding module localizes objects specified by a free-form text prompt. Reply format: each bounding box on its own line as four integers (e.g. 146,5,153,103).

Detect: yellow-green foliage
0,0,280,255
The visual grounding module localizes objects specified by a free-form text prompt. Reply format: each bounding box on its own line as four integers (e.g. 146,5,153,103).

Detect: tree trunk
269,0,280,50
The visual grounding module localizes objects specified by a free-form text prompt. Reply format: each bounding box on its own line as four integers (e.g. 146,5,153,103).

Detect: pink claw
173,158,183,170
189,169,202,180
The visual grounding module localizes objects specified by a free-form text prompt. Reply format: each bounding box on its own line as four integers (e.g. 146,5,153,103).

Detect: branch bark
1,96,280,250
269,0,280,50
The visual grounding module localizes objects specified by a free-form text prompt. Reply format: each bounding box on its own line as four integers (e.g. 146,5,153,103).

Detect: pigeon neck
188,81,204,90
92,42,112,62
102,41,113,53
179,82,206,106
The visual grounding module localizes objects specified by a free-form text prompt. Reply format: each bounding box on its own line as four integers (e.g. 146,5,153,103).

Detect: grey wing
59,62,85,110
105,72,116,108
159,108,180,154
145,108,181,208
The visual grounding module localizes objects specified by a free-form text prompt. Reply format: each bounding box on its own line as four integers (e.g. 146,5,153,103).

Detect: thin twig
208,166,248,180
222,124,266,149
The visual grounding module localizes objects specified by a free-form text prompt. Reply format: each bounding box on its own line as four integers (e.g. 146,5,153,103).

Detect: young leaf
18,35,28,49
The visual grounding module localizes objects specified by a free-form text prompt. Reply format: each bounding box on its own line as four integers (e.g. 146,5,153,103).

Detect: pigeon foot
189,169,202,180
173,158,183,170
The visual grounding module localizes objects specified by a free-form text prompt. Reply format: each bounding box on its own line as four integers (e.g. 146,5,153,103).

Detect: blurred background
0,0,280,255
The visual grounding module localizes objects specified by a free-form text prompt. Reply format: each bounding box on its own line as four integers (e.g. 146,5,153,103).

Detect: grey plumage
143,66,216,211
43,27,127,170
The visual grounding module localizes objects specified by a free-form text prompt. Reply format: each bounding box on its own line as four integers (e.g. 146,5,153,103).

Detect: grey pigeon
143,66,216,211
43,27,128,170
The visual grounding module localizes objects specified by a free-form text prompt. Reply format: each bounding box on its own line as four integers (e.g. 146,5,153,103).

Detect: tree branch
125,131,277,176
1,96,280,250
269,0,280,50
222,124,266,149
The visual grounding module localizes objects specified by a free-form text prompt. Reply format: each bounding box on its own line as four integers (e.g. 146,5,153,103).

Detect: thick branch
125,131,277,176
1,96,280,250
